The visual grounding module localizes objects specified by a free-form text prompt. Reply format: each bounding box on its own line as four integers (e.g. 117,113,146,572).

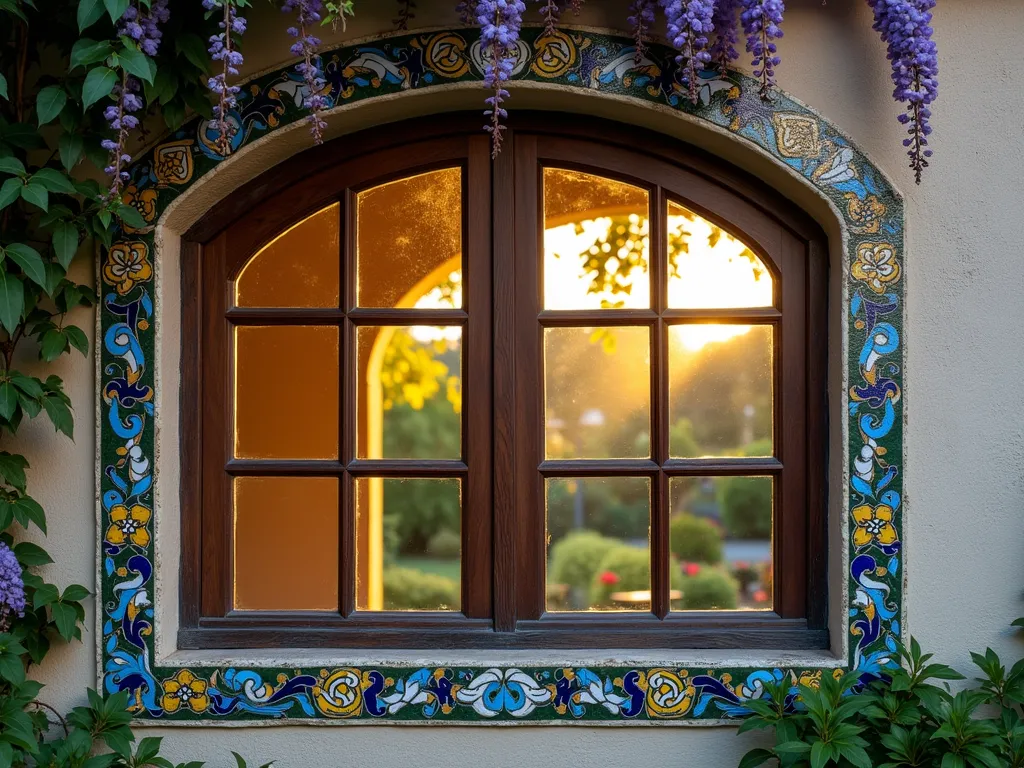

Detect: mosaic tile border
98,26,905,723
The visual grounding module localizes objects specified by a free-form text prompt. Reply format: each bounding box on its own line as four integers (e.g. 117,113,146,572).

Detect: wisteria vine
283,0,328,143
477,0,527,156
204,0,246,154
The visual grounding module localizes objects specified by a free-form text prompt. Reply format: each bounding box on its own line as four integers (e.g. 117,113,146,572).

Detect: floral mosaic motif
100,27,904,723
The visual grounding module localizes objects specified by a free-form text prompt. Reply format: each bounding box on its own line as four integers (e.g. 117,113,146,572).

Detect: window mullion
651,187,670,618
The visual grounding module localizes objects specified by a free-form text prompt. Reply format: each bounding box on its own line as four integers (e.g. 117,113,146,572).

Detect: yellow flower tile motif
161,669,210,714
103,241,153,295
154,140,194,187
105,504,151,548
845,193,887,235
851,241,900,294
645,669,696,718
852,504,898,548
772,113,822,158
312,668,364,717
120,185,159,233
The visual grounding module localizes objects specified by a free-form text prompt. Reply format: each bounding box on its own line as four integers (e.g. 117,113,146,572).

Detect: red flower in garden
599,571,620,586
753,589,769,603
683,562,701,577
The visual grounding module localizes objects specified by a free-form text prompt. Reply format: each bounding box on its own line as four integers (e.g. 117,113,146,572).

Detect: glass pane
355,478,461,611
543,168,650,310
544,326,650,459
668,324,772,458
234,325,339,459
356,168,463,309
669,476,772,611
235,204,340,308
546,477,651,612
233,476,339,611
667,201,773,309
356,326,462,460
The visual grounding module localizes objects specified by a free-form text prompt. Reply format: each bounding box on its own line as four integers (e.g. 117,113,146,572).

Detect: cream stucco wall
16,0,1024,765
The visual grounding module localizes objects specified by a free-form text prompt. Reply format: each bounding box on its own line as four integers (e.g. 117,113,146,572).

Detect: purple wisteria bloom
118,0,170,57
538,0,563,36
205,0,246,154
283,0,328,144
627,0,656,63
477,0,527,156
740,0,785,99
867,0,938,183
101,76,143,199
0,542,26,631
662,0,715,104
709,0,740,74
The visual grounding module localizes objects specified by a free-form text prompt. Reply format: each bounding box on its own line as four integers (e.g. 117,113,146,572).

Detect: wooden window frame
179,113,829,651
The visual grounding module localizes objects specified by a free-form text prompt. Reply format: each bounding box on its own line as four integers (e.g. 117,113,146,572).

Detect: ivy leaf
103,0,129,23
82,67,117,109
0,177,20,210
52,221,80,269
20,181,48,212
41,394,73,438
13,541,53,566
51,601,78,641
0,155,25,176
118,43,156,84
36,85,67,125
0,268,25,335
31,168,77,195
65,325,89,357
70,38,113,70
77,0,105,31
40,329,69,362
0,381,17,420
5,243,47,288
58,132,84,171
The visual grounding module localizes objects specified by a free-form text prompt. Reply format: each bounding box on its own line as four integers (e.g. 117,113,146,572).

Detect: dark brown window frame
179,113,829,651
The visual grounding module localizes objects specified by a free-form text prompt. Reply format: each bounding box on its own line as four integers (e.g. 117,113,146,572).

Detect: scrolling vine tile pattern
100,27,904,723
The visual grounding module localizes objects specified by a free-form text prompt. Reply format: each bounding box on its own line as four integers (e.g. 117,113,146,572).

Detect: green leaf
31,167,77,195
14,495,45,532
103,0,129,22
59,132,84,171
82,67,117,109
50,601,78,641
77,0,105,31
810,741,829,768
0,452,28,490
0,650,25,684
33,583,59,610
5,243,46,288
0,269,24,335
64,325,89,357
62,584,90,602
0,156,25,176
41,395,73,438
775,742,812,755
0,177,21,210
70,38,113,70
739,749,775,768
51,221,80,270
20,181,47,211
116,203,147,231
11,373,43,399
36,86,67,125
0,381,17,420
12,541,53,566
40,329,69,361
176,33,210,70
0,73,7,100
118,43,156,84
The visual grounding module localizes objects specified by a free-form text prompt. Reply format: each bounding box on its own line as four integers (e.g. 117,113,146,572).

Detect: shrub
669,513,724,564
678,566,739,610
382,566,460,610
718,475,772,539
426,528,462,559
588,545,685,608
549,530,619,593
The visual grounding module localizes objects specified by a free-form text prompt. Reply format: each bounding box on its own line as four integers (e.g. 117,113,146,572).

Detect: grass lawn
393,557,461,581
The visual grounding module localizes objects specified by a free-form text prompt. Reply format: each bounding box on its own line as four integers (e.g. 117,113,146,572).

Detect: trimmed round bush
382,566,459,611
678,567,739,610
669,513,724,565
426,528,461,559
588,546,686,608
549,530,618,593
718,476,772,539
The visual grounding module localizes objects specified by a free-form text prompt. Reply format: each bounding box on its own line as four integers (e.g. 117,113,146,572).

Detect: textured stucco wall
17,0,1024,765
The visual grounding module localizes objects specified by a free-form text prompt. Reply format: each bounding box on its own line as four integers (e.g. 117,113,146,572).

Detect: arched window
179,115,828,650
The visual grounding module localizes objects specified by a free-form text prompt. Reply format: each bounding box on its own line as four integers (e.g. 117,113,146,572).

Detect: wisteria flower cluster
663,0,716,104
627,0,657,62
117,0,170,57
283,0,329,144
477,0,527,156
868,0,938,183
740,0,785,99
709,0,740,73
101,77,144,199
0,541,25,631
205,0,247,154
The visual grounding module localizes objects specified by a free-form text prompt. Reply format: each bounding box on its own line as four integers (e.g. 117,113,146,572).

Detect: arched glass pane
667,201,773,309
235,204,340,308
543,169,650,310
356,168,463,309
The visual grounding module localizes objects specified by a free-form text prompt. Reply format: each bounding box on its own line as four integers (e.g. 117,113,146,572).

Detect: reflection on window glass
355,478,461,611
667,201,773,309
544,326,650,460
546,477,651,612
357,325,462,460
668,324,772,458
234,476,339,611
234,325,339,460
235,204,340,309
543,168,650,310
669,476,772,612
356,168,463,309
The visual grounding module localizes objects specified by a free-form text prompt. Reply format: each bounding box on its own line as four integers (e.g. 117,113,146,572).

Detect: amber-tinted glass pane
355,478,461,611
234,325,339,459
356,168,463,309
668,324,772,458
667,201,773,309
669,476,772,611
546,477,651,612
544,326,650,459
543,169,650,310
233,476,339,611
356,325,461,460
235,204,340,308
